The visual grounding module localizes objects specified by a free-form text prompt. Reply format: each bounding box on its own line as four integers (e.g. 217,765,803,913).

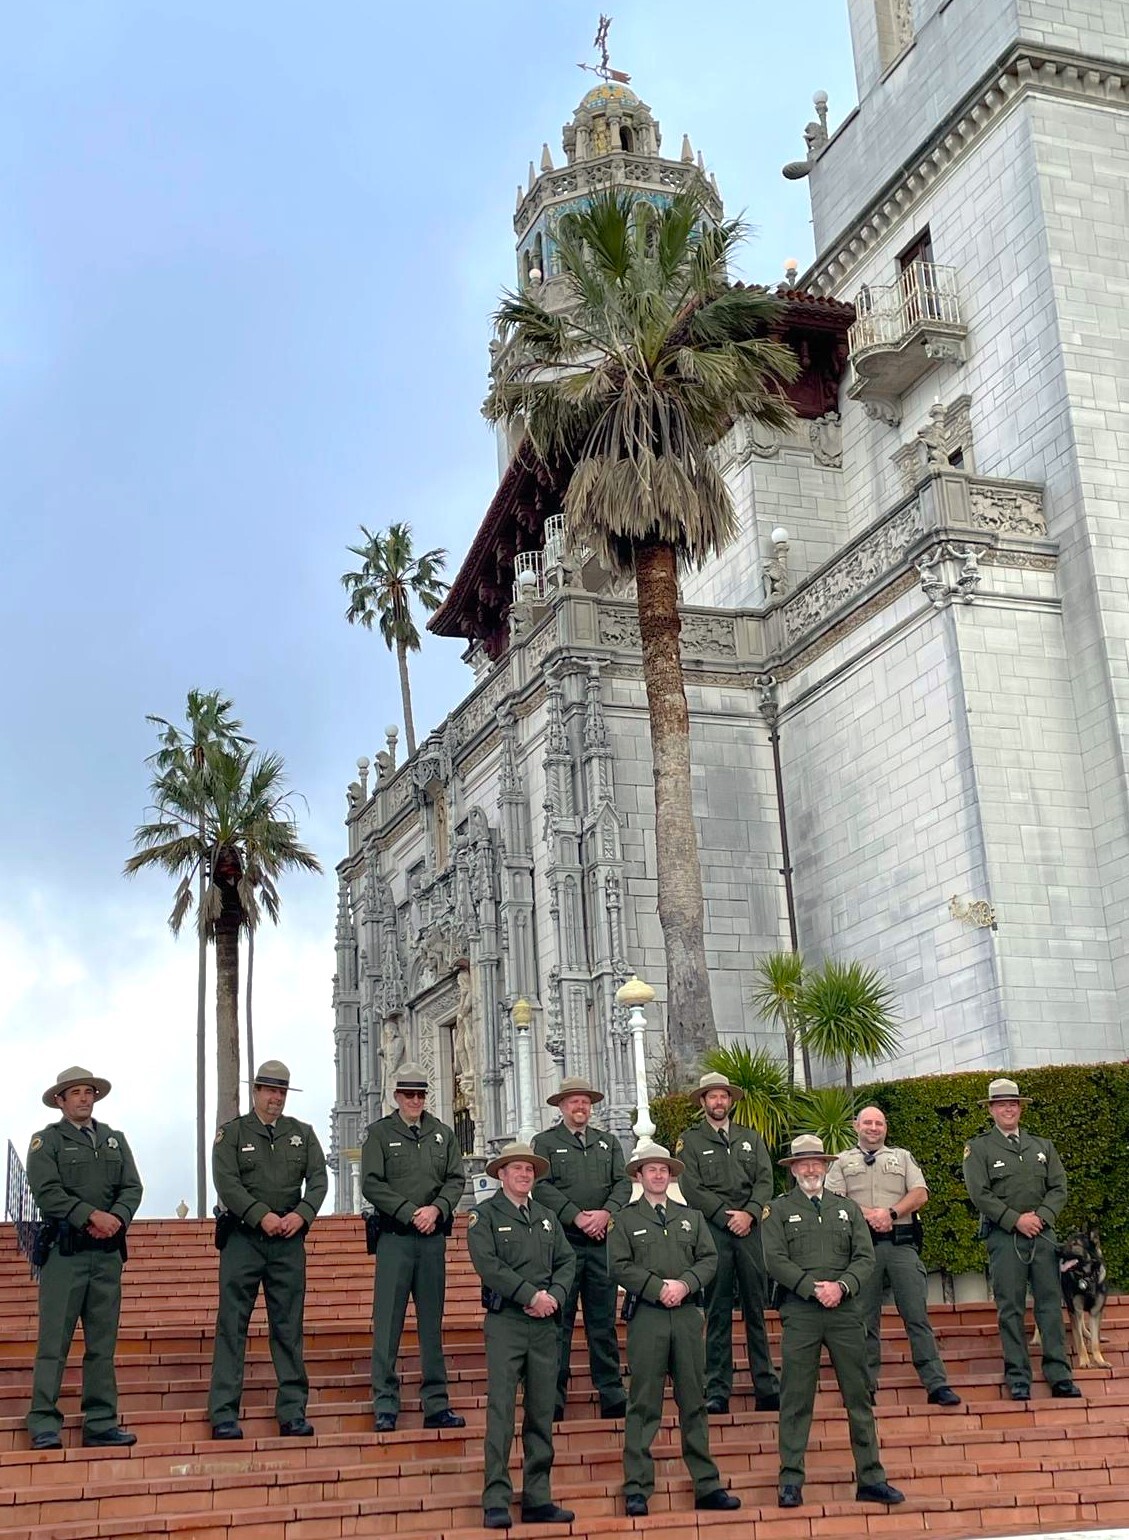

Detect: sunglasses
399,1089,427,1099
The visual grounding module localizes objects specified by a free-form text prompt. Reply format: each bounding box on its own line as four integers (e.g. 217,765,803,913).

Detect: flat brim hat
250,1060,301,1092
43,1066,111,1108
694,1071,740,1104
981,1077,1031,1104
779,1133,839,1166
486,1141,550,1180
547,1075,604,1107
626,1139,685,1179
393,1063,429,1093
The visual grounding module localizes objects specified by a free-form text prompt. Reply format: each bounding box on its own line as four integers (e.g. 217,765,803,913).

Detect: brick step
0,1469,1122,1540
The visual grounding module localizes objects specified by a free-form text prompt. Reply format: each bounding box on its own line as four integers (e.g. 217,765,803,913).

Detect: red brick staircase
0,1217,1124,1540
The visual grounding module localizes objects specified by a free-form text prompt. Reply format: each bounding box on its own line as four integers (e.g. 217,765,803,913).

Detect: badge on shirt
290,1134,303,1147
214,1129,224,1144
106,1136,119,1149
740,1141,752,1152
681,1220,692,1231
541,1219,553,1232
434,1132,443,1143
838,1209,849,1221
763,1205,772,1221
1036,1152,1047,1164
598,1140,608,1150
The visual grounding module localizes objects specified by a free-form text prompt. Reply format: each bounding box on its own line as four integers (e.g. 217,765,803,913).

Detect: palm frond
700,1043,798,1152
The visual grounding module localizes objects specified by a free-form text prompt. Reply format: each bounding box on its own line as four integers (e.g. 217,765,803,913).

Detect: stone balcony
847,261,967,424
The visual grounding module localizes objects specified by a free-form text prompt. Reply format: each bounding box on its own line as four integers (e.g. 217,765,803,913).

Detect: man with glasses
362,1062,467,1432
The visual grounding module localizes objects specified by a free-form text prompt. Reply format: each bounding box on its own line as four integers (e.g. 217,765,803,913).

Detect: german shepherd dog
1057,1229,1110,1370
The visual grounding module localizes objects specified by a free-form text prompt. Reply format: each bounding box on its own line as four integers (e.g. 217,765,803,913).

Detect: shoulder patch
674,1137,684,1154
763,1204,772,1221
215,1128,224,1144
467,1210,479,1228
607,1216,615,1232
962,1143,970,1159
29,1136,42,1153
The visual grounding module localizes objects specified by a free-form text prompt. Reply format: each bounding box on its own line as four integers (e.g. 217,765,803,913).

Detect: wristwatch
889,1209,900,1224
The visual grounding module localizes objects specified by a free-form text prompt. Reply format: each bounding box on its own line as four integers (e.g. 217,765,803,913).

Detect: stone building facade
329,0,1129,1204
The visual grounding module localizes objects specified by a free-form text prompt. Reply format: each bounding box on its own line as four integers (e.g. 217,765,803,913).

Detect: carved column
578,660,633,1137
331,873,362,1208
541,668,591,1082
495,707,537,1135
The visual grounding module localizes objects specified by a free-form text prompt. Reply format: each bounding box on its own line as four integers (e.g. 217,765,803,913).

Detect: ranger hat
982,1076,1031,1105
626,1139,685,1179
694,1071,740,1104
251,1060,301,1092
779,1133,839,1167
485,1141,550,1180
547,1075,604,1107
393,1063,429,1093
43,1066,111,1108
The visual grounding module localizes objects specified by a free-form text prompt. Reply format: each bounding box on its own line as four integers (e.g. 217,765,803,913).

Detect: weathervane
578,15,631,84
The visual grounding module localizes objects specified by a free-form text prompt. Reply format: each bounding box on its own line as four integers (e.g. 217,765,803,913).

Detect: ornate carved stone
781,497,926,642
967,484,1046,537
808,411,843,467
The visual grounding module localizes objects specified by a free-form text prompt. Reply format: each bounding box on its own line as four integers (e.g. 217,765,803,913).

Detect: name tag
498,1226,512,1232
241,1145,256,1152
788,1214,803,1224
389,1141,402,1147
702,1149,715,1157
633,1229,647,1236
992,1160,1006,1168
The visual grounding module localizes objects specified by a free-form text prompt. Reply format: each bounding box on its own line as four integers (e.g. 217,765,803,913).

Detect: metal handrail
849,262,962,354
6,1140,42,1277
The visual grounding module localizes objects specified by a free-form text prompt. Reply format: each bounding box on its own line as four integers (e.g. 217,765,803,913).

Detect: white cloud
0,890,336,1218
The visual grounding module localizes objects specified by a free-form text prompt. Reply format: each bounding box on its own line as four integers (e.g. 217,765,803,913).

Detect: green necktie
809,1194,821,1215
655,1204,667,1228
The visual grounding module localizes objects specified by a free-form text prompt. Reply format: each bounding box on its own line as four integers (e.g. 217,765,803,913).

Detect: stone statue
453,968,479,1126
382,1015,407,1109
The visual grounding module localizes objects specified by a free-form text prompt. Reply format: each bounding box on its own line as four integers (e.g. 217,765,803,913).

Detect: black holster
481,1285,505,1313
364,1211,382,1254
621,1292,639,1321
213,1207,238,1252
30,1219,57,1268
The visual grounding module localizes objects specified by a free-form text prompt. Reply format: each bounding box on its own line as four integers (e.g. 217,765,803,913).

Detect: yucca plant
747,949,810,1087
795,958,900,1088
700,1043,798,1154
792,1085,861,1155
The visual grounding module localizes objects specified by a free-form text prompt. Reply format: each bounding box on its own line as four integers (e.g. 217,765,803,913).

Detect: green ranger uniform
466,1191,576,1513
26,1120,143,1439
362,1108,466,1418
677,1120,779,1403
208,1111,328,1428
531,1121,630,1416
607,1196,724,1503
825,1143,950,1395
963,1125,1071,1390
762,1189,886,1490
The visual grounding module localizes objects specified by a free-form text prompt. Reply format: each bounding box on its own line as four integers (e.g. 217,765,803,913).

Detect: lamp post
615,975,656,1142
512,996,537,1143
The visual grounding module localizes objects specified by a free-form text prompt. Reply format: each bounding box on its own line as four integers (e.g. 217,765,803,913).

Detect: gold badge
607,1217,615,1232
214,1128,224,1145
29,1136,42,1153
467,1210,479,1228
674,1137,684,1154
762,1204,772,1221
962,1143,970,1160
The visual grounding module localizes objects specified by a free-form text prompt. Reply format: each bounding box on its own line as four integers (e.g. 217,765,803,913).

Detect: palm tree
747,950,810,1088
125,744,322,1123
701,1042,796,1154
795,958,900,1089
484,188,799,1082
341,522,448,758
142,691,250,1215
793,1084,860,1155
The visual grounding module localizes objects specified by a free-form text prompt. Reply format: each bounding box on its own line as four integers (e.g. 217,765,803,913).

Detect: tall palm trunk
245,927,255,1111
196,870,207,1214
396,638,417,757
214,881,242,1125
634,539,717,1084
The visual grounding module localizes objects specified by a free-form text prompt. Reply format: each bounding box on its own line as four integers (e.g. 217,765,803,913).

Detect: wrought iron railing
6,1140,42,1277
848,262,962,354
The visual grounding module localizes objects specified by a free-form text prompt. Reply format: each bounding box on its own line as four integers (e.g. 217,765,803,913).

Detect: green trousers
27,1248,122,1436
778,1296,885,1488
555,1240,623,1413
371,1229,451,1416
208,1227,309,1426
623,1301,721,1502
482,1308,558,1512
985,1226,1071,1388
859,1238,948,1393
705,1222,778,1401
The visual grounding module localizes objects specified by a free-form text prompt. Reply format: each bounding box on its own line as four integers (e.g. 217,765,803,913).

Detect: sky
0,2,858,1216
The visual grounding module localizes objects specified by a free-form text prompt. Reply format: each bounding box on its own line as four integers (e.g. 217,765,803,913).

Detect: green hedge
656,1062,1129,1285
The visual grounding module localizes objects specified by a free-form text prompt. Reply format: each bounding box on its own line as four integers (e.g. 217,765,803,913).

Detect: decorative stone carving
967,484,1046,537
781,498,925,642
863,398,902,428
916,543,982,608
453,967,479,1129
745,417,782,459
680,614,738,656
598,606,641,649
808,411,843,467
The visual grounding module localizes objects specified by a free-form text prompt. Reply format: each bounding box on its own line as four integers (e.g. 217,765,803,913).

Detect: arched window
619,125,634,153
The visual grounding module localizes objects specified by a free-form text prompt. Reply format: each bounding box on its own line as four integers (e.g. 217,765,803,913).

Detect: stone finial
540,142,554,172
527,161,536,192
680,133,694,163
697,149,705,170
175,1199,189,1219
